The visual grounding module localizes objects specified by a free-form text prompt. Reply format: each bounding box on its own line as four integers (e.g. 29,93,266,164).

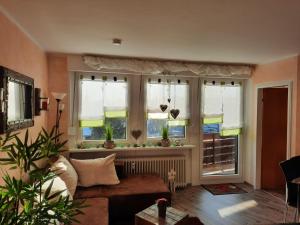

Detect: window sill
69,145,195,153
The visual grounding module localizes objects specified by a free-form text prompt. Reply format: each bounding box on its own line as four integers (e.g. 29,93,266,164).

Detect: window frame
144,75,192,143
200,78,244,181
146,119,187,140
75,72,129,144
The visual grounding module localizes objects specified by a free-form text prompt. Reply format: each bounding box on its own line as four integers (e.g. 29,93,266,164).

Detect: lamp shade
52,92,66,100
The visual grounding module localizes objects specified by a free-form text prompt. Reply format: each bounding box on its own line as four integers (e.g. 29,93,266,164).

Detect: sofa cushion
70,154,120,187
74,174,169,199
51,155,78,196
73,198,108,225
41,175,72,201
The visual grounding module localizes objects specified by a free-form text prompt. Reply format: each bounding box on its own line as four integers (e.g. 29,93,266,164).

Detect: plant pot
103,140,115,149
158,204,167,218
161,138,170,147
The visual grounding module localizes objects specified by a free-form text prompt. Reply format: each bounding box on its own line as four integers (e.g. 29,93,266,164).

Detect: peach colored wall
0,11,48,183
252,56,299,155
47,54,69,142
244,56,299,186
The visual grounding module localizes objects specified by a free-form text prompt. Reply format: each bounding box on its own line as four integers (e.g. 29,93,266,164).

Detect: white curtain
222,86,242,129
202,81,242,133
79,80,104,121
202,85,223,118
147,83,168,113
79,79,128,126
170,84,189,120
147,81,190,120
83,55,252,78
103,81,128,117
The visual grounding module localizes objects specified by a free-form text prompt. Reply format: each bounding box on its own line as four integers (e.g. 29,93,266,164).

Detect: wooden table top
135,204,189,225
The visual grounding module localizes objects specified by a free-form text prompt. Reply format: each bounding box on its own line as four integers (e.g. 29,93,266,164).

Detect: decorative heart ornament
167,98,171,103
170,109,180,119
160,104,168,112
131,130,142,140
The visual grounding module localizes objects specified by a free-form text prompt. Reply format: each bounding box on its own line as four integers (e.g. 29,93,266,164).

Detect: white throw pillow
51,155,78,196
70,154,120,187
41,175,72,201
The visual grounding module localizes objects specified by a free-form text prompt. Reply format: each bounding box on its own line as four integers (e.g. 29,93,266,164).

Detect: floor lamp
52,92,66,143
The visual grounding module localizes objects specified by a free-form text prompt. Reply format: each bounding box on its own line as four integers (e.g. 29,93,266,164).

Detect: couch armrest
73,197,108,225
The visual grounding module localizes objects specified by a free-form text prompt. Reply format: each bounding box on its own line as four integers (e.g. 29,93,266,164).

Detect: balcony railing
202,133,238,175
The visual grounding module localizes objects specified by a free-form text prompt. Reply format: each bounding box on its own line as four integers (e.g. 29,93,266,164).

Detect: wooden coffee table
135,204,189,225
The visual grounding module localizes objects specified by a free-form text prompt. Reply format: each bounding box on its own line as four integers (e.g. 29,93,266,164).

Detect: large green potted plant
0,128,84,225
161,126,170,147
103,124,115,149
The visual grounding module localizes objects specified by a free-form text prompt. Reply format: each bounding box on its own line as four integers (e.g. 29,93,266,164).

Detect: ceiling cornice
0,5,43,50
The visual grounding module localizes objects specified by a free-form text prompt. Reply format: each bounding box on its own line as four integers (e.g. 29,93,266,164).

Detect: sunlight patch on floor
218,200,258,218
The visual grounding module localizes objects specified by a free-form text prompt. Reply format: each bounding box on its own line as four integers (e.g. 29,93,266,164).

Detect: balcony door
201,80,242,178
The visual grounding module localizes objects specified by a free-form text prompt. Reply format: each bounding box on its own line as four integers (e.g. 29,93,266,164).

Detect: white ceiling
0,0,300,64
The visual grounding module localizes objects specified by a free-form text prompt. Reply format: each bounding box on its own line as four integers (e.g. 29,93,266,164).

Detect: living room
0,1,300,225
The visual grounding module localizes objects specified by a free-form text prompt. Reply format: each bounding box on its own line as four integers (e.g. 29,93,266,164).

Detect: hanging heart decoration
167,98,171,103
160,104,168,112
131,130,142,140
170,109,180,119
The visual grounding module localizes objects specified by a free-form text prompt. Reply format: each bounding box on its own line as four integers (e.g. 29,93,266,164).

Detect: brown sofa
74,198,109,225
73,173,171,225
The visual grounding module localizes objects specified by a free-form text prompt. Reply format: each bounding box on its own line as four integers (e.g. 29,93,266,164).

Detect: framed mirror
0,66,34,133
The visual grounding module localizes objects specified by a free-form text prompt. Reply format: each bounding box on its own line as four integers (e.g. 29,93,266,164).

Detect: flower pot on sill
161,138,170,147
103,140,115,149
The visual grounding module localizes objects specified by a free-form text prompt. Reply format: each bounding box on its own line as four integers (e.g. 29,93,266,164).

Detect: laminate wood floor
172,184,294,225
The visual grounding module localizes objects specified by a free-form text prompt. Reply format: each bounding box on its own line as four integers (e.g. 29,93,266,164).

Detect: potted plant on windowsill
161,126,170,147
104,124,116,149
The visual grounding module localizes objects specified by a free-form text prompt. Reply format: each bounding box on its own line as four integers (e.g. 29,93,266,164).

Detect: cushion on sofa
70,154,120,187
41,175,72,201
51,155,78,196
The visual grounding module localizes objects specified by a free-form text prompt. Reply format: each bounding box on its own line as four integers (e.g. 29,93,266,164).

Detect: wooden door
261,88,288,190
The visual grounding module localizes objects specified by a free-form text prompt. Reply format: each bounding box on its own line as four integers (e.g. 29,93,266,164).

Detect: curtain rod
69,70,249,80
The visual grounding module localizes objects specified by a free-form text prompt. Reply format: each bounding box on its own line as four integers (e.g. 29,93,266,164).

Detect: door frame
254,80,292,189
199,79,244,184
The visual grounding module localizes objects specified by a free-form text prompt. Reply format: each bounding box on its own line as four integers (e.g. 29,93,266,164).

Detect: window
146,79,190,139
79,76,128,141
201,80,242,176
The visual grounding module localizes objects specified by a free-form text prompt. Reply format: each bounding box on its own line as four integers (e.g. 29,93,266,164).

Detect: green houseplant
0,128,84,225
161,126,170,147
103,124,115,149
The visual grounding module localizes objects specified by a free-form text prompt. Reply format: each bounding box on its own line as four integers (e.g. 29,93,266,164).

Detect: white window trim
144,75,192,143
70,72,130,144
69,72,246,186
199,79,244,183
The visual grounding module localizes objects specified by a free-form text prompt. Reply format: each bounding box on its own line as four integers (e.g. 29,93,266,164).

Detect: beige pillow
70,154,120,187
51,155,78,196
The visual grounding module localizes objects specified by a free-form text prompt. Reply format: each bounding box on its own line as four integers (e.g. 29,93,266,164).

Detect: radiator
118,156,187,188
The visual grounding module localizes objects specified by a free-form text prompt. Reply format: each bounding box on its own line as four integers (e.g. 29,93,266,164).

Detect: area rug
202,183,247,195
